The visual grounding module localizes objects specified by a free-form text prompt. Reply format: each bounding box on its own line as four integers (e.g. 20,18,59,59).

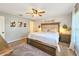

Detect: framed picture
18,21,23,27
10,21,16,27
24,23,27,27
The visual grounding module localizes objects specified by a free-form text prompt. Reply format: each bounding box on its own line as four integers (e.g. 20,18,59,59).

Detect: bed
27,22,60,56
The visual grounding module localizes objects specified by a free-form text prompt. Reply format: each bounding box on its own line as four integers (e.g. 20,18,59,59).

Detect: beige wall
33,13,72,33
0,12,30,43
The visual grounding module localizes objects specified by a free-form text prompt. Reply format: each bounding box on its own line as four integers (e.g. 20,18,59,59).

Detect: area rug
10,44,50,56
10,42,76,56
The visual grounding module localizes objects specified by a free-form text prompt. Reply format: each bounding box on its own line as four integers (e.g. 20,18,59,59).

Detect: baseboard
74,49,79,56
8,38,27,48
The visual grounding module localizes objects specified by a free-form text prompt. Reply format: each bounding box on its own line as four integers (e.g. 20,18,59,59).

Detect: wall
33,13,72,33
0,12,29,43
0,16,5,38
0,11,72,43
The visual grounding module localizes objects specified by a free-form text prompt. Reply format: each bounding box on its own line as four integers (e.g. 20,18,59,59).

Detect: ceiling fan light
33,14,38,16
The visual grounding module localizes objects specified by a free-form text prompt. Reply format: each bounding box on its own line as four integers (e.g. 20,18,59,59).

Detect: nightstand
59,33,71,44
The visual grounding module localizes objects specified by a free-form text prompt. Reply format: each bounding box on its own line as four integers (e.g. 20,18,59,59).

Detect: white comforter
28,32,60,52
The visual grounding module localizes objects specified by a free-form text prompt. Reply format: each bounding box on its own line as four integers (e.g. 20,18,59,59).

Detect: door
29,20,35,33
0,16,5,39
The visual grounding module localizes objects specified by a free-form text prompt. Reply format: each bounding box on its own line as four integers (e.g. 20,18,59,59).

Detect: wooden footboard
27,38,56,56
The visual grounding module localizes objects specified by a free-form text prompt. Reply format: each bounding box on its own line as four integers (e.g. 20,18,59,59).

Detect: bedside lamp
63,24,68,30
61,24,71,34
63,24,71,31
60,24,68,34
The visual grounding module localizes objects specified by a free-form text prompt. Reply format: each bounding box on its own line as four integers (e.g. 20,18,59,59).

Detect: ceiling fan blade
37,13,42,16
39,11,45,13
39,14,42,16
32,8,38,14
26,13,33,14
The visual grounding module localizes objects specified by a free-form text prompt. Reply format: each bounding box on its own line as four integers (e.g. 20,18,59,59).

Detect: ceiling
0,3,75,19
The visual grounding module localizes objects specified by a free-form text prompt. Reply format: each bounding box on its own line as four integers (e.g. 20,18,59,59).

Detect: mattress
28,32,60,52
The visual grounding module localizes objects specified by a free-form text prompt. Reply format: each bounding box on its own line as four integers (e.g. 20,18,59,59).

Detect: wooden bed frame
27,38,56,56
27,22,60,56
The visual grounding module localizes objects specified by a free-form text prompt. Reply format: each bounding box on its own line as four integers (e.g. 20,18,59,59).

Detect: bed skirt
27,38,56,56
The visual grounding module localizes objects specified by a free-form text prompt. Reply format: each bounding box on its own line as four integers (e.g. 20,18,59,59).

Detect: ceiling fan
26,8,45,17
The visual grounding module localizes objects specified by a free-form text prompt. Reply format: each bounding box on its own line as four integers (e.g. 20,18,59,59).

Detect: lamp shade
63,24,68,29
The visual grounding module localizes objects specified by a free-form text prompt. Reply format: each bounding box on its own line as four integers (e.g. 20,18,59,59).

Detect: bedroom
0,3,78,56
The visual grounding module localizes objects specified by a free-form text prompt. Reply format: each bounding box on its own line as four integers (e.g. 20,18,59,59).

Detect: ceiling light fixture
26,8,45,17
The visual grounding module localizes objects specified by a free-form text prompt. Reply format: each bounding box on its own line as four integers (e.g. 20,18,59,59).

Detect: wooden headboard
41,22,60,33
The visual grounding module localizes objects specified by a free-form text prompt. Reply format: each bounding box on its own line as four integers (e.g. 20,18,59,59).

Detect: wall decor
62,24,68,29
10,21,16,27
18,21,23,27
10,20,27,27
24,23,27,27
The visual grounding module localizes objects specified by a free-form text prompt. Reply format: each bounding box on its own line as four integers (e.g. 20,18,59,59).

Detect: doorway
0,16,5,39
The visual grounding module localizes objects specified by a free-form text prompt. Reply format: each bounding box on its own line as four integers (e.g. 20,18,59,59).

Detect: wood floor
9,42,76,56
56,42,76,56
